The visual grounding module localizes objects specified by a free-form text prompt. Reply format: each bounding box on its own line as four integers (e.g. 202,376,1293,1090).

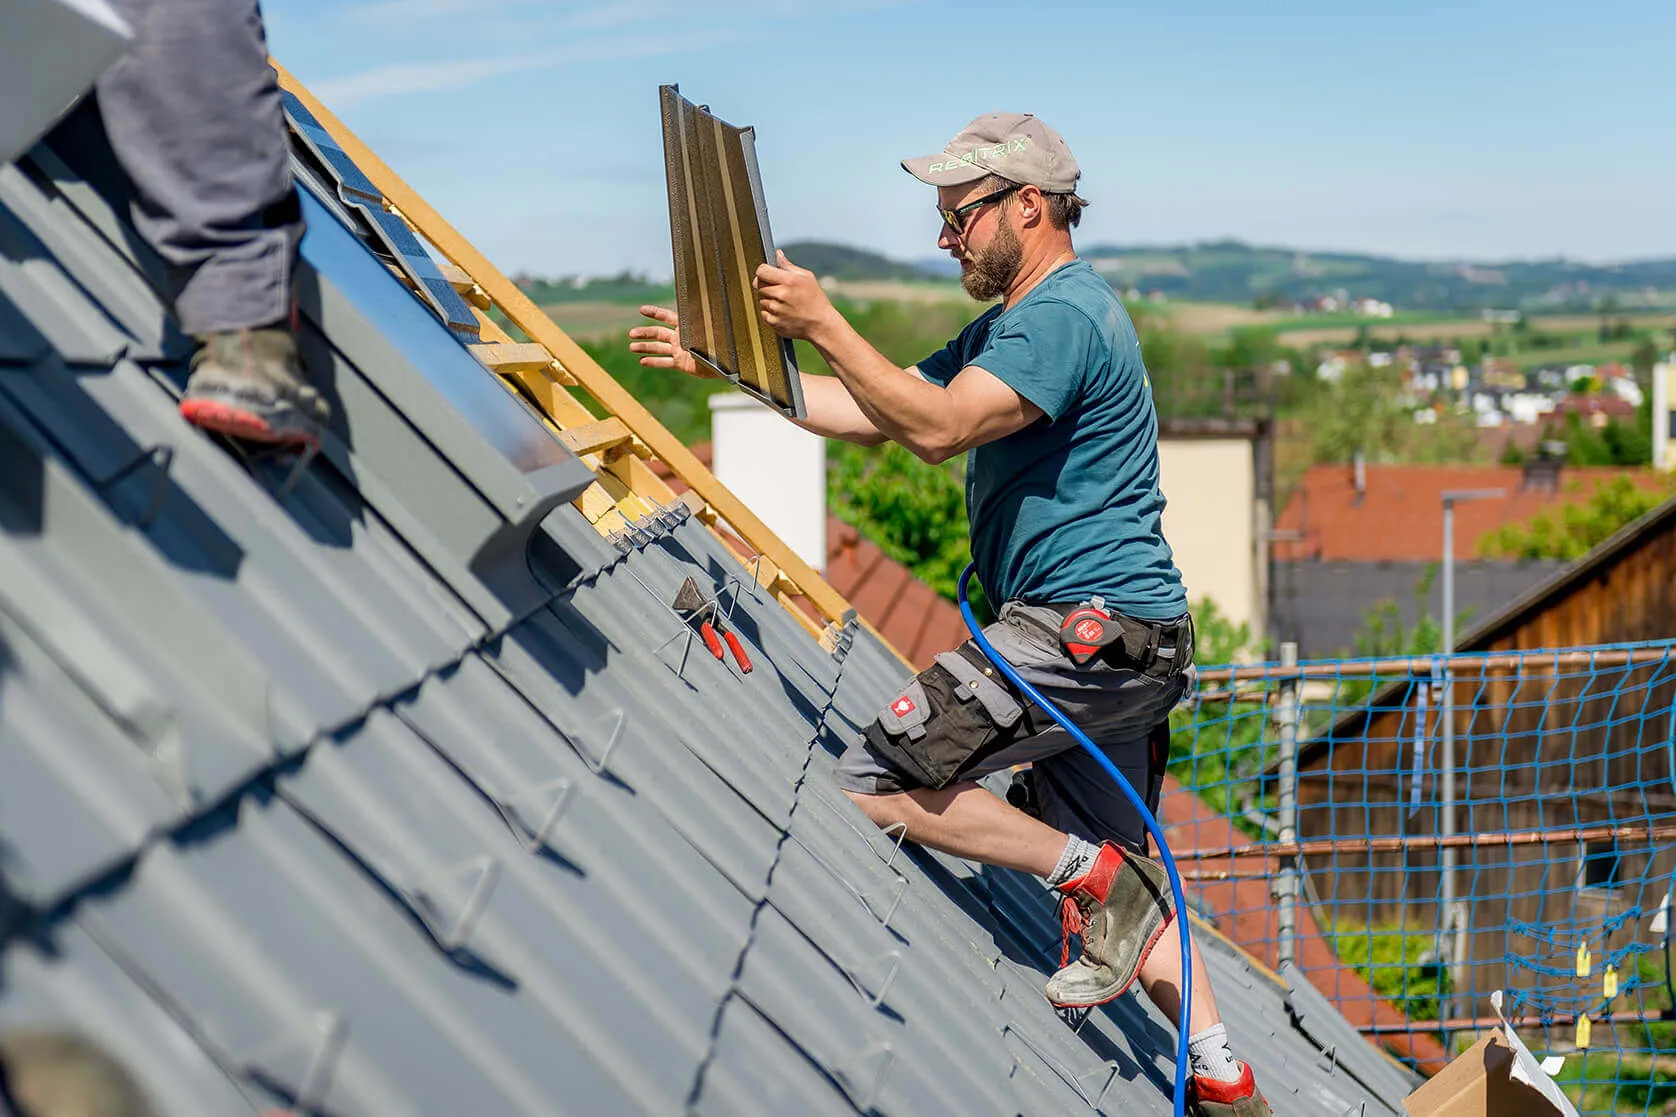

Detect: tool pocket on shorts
863,648,1028,791
876,680,932,740
934,650,1023,729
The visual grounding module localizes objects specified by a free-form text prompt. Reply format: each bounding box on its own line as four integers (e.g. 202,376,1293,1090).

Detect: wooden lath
272,62,872,648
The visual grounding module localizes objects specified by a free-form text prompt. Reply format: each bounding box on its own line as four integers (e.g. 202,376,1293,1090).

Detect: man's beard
960,218,1024,301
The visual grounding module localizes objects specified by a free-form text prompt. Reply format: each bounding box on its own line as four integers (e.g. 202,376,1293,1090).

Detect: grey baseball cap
902,111,1086,199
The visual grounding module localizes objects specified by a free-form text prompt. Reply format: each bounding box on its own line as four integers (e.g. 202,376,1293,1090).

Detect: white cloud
312,29,740,107
343,0,508,28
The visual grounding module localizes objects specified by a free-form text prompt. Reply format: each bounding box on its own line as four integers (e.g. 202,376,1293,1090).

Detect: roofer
96,0,327,447
631,111,1270,1117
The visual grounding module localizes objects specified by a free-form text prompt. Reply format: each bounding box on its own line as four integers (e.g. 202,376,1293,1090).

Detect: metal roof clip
417,855,501,950
838,1038,895,1112
273,442,319,501
860,873,907,931
850,949,900,1009
871,821,908,872
503,777,575,854
237,1009,348,1113
832,608,859,664
577,707,625,776
1075,1061,1119,1107
93,443,174,528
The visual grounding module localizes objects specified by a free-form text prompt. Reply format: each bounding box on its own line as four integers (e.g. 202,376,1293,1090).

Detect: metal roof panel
0,923,260,1116
0,98,1409,1117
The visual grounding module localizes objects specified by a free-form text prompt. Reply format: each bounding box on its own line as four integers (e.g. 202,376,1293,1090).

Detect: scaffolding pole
1273,642,1300,969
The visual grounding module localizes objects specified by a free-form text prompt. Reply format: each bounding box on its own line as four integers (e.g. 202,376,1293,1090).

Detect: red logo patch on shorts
891,696,916,717
1074,618,1104,642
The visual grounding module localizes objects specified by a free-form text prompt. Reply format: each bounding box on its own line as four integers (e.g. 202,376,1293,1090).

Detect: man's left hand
754,251,837,341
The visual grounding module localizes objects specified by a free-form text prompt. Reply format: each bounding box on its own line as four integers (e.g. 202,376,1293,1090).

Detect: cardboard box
1404,1035,1559,1117
1403,992,1580,1117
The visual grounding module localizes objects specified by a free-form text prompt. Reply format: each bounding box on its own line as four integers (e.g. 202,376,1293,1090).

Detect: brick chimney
1522,440,1566,494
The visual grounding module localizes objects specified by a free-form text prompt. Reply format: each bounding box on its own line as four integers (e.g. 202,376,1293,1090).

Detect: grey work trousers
96,0,301,336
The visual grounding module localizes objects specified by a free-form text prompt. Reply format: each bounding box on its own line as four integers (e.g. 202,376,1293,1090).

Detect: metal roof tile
693,997,860,1117
736,907,1018,1117
0,173,129,366
273,711,738,1111
1282,962,1415,1113
0,924,261,1115
0,286,50,365
0,155,187,366
80,796,656,1116
483,610,786,899
0,615,176,903
0,102,1410,1117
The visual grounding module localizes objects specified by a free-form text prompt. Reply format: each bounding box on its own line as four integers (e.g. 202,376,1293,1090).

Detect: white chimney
708,393,826,572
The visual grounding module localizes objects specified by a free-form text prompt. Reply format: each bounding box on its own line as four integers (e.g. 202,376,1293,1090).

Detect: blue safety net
1165,639,1676,1115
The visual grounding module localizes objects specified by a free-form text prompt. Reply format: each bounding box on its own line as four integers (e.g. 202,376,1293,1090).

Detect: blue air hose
956,564,1192,1117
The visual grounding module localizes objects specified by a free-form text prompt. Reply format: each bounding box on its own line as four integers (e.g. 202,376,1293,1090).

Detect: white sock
1187,1023,1243,1084
1046,835,1100,888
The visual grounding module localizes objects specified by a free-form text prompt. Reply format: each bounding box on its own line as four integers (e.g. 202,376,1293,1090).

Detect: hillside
922,240,1676,312
1079,240,1676,312
515,240,1676,315
777,240,934,281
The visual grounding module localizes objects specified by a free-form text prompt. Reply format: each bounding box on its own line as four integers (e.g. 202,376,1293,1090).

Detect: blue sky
266,0,1675,280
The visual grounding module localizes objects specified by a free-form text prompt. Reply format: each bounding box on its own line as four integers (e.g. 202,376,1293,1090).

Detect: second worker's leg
97,0,327,445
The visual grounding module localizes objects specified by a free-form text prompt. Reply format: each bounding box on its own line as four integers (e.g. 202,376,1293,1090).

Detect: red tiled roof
649,444,967,669
1275,463,1665,562
823,519,969,669
1556,393,1636,418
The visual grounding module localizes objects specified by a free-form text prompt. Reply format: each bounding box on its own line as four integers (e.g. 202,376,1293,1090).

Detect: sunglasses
937,184,1020,236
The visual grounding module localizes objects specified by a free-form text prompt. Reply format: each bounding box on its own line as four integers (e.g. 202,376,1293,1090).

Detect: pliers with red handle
672,577,753,674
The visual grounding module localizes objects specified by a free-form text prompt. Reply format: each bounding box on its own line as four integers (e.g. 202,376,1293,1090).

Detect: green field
1507,340,1642,371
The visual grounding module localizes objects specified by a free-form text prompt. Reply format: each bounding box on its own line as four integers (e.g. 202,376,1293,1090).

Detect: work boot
179,326,328,448
1189,1063,1272,1117
1044,841,1173,1007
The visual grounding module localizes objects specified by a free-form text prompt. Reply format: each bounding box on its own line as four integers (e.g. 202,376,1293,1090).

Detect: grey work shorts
835,601,1192,852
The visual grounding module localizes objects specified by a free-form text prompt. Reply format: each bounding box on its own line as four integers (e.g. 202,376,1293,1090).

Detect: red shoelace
1058,894,1088,968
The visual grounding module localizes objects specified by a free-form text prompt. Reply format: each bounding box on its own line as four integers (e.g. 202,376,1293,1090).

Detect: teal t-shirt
916,260,1186,620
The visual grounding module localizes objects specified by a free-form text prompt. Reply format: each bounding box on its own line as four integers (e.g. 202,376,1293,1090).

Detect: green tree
1353,586,1444,659
1336,569,1461,712
1633,335,1660,378
1226,326,1282,371
1478,475,1673,560
577,337,720,445
1300,366,1479,466
827,441,971,599
1190,596,1255,664
1163,597,1271,829
1556,409,1651,466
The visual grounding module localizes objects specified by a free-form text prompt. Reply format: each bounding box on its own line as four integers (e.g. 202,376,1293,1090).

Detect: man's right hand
628,305,718,379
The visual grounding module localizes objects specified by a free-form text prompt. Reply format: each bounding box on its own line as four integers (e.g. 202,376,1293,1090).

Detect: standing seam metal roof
0,103,1409,1116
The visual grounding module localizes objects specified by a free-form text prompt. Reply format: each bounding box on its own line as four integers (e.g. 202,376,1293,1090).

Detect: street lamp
1437,487,1505,1039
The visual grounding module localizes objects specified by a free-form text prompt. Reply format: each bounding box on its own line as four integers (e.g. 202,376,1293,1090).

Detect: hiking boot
1044,841,1173,1007
179,326,328,448
1189,1063,1272,1117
